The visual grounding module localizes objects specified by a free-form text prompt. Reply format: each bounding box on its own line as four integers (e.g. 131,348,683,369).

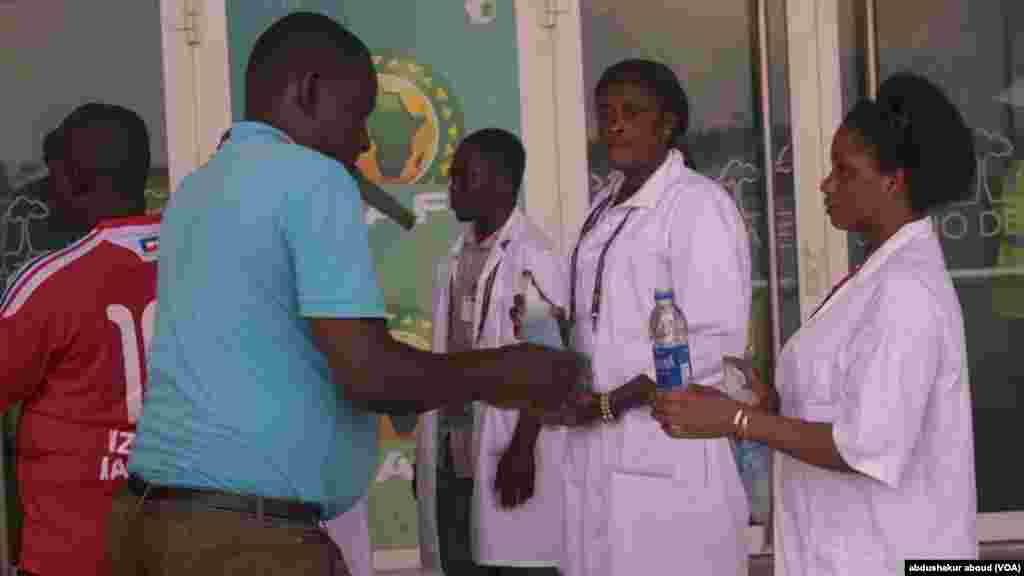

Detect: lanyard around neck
449,250,504,345
569,195,637,332
809,265,861,320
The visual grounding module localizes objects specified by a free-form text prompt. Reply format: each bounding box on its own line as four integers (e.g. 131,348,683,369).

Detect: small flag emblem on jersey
140,236,159,254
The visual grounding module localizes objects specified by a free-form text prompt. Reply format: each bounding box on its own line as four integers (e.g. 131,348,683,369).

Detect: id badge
460,296,475,323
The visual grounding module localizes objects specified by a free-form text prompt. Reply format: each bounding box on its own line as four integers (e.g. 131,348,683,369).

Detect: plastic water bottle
650,259,690,391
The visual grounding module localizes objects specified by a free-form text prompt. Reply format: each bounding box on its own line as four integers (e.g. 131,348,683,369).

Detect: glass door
842,0,1024,545
0,1,196,571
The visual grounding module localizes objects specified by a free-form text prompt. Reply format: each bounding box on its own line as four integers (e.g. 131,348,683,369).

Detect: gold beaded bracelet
599,393,615,422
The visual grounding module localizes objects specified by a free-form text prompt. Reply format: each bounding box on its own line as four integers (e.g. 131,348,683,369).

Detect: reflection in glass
0,3,169,292
0,1,169,565
866,0,1024,514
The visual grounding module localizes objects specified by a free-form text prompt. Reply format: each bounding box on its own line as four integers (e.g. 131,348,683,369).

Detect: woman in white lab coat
415,129,568,575
559,59,752,576
653,73,978,575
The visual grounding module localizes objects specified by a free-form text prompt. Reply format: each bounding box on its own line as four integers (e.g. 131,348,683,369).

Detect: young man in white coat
415,128,566,576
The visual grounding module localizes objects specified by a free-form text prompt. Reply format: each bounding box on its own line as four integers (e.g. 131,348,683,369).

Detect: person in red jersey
0,102,157,576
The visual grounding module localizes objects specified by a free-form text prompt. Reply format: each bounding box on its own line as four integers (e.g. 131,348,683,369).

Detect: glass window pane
0,1,169,564
839,0,871,267
1,3,170,270
866,0,1024,514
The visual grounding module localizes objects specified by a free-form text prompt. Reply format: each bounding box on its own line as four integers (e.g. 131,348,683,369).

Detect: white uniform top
563,149,752,576
322,495,372,576
415,210,568,570
773,217,977,576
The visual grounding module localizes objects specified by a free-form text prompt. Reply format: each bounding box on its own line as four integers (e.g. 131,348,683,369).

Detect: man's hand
558,392,603,428
482,344,581,413
494,442,535,508
494,432,538,508
310,318,579,414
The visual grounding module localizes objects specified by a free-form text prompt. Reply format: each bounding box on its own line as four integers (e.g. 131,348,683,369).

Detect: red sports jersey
0,215,159,576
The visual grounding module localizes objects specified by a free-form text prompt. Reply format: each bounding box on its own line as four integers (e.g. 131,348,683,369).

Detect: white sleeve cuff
832,420,903,489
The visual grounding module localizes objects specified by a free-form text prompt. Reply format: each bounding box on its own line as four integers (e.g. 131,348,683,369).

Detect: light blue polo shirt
130,121,385,518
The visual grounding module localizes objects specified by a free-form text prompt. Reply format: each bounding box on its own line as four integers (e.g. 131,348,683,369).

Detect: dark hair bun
875,73,975,212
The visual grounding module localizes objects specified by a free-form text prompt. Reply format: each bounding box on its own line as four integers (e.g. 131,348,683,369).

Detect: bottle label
653,343,689,391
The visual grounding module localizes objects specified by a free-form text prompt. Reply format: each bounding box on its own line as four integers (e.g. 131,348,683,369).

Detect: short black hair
842,72,975,213
245,12,372,119
60,102,151,209
462,128,527,195
43,127,63,164
595,59,696,169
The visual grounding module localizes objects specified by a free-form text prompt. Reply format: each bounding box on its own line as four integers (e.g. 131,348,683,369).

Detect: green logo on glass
357,51,465,186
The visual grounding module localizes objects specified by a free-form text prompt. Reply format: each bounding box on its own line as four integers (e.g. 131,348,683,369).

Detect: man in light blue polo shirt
107,12,579,575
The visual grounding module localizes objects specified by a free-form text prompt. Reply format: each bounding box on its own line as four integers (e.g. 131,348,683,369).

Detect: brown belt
126,475,322,525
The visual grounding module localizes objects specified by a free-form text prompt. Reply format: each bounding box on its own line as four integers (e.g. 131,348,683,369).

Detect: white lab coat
772,217,977,576
323,495,373,576
563,149,752,576
415,210,568,571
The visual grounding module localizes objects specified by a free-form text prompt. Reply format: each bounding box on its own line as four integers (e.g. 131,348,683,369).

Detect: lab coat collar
809,216,933,322
446,210,521,345
856,216,934,281
449,209,521,257
614,149,688,210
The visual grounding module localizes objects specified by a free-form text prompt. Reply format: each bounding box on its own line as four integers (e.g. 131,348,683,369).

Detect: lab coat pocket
616,411,707,487
607,472,685,576
608,471,738,576
799,401,840,425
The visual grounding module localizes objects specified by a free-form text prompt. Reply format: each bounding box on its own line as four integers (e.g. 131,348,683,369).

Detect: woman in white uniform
653,73,978,575
559,59,752,576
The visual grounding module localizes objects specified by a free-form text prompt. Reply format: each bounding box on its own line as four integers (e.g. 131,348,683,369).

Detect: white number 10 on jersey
106,301,156,423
